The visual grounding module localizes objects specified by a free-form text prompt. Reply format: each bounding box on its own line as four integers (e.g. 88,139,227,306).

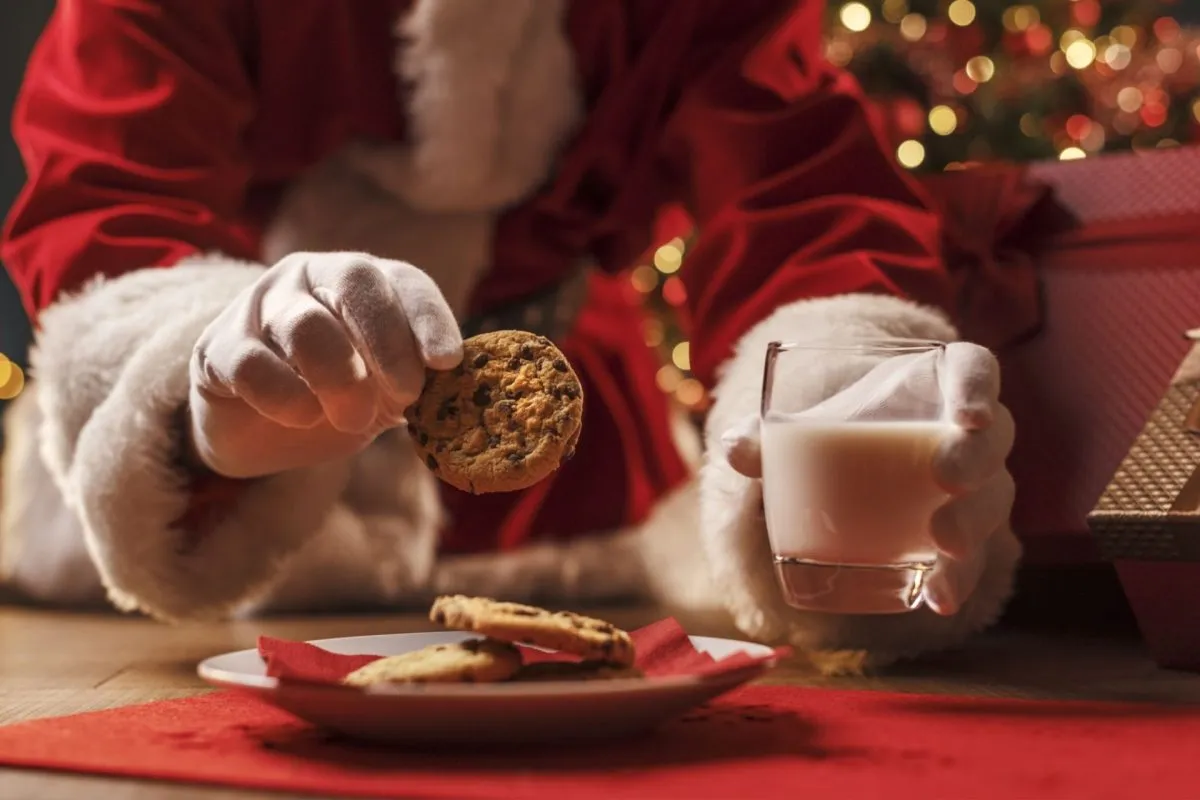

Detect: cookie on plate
341,639,522,686
430,595,636,668
406,330,585,495
511,661,645,682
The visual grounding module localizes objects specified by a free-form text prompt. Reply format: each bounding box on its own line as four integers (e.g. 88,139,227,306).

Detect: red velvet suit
2,0,952,558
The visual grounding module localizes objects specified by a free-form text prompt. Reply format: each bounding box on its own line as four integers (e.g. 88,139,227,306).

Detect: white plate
198,631,780,744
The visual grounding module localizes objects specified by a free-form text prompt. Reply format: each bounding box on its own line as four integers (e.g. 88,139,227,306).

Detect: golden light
671,341,691,372
928,105,957,135
1049,52,1067,74
1116,86,1144,113
654,243,683,274
1110,25,1137,47
1103,43,1132,69
947,0,976,27
826,40,854,66
1059,147,1087,161
643,319,664,348
899,13,927,41
896,139,926,169
0,357,24,402
965,56,995,82
881,0,908,24
1065,39,1097,69
1003,5,1039,32
1192,98,1200,124
675,379,706,408
1059,28,1086,51
1019,113,1040,137
1158,138,1181,149
630,265,658,293
1157,48,1183,74
656,364,683,393
839,2,872,32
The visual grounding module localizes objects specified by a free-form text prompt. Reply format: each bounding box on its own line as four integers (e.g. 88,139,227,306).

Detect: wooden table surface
2,602,1199,799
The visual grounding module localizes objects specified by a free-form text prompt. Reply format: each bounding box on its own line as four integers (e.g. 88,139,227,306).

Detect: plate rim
197,631,779,697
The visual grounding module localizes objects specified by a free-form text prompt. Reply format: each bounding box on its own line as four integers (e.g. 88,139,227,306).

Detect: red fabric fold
919,166,1067,352
1,684,1199,799
259,618,788,686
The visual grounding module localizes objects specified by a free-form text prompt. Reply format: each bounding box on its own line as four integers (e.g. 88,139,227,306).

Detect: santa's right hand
188,252,463,479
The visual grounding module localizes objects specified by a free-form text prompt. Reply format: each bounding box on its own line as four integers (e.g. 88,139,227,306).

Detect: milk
761,413,951,568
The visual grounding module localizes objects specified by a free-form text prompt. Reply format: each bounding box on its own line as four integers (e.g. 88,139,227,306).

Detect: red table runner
0,683,1196,799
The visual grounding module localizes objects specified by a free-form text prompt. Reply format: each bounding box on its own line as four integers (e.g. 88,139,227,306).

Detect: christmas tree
635,0,1198,415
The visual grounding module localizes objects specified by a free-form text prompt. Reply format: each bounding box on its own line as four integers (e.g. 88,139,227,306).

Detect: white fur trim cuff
698,294,1019,663
28,260,347,620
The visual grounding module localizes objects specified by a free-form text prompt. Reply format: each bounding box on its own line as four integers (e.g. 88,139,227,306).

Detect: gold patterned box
1087,335,1200,670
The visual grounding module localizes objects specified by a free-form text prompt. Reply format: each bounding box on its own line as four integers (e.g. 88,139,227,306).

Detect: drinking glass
760,338,953,615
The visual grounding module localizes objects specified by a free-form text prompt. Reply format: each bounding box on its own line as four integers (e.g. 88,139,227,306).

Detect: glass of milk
760,338,954,615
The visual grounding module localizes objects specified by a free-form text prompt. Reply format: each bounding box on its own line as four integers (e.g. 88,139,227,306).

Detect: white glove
721,342,1015,616
188,252,462,479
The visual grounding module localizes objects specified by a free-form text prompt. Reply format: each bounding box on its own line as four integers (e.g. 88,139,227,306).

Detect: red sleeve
0,0,257,320
657,0,954,386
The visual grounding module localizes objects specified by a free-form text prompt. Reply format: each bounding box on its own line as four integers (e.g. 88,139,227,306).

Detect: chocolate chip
563,385,580,400
496,400,515,415
507,452,525,462
472,352,490,368
487,435,500,448
519,345,535,360
508,357,521,370
472,385,492,406
436,399,460,420
432,609,446,624
553,359,568,372
425,454,438,471
509,608,539,617
507,420,520,432
418,431,429,446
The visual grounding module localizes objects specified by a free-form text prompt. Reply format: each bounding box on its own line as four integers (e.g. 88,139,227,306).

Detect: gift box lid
1087,339,1200,561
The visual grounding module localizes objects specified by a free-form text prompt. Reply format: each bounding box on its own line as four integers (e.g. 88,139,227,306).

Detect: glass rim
767,337,946,354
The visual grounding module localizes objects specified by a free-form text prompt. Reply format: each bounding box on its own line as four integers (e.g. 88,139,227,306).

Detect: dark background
0,1,52,437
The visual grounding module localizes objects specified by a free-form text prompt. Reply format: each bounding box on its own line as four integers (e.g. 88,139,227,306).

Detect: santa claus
0,0,1018,667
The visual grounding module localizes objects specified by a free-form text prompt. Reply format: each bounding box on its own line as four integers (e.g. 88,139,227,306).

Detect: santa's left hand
719,342,1016,616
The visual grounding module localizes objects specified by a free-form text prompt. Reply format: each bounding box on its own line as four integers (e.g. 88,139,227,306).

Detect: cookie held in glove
406,330,584,494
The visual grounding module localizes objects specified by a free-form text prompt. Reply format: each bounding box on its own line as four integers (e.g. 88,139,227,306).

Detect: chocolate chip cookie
406,330,584,494
429,595,636,667
341,639,522,686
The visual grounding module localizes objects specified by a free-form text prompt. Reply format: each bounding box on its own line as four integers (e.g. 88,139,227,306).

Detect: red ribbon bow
920,165,1073,352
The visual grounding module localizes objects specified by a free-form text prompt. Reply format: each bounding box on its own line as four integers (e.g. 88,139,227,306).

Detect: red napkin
1,684,1198,799
258,618,787,685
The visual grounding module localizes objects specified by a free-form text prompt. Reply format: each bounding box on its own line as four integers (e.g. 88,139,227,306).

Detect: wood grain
1,604,1198,799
